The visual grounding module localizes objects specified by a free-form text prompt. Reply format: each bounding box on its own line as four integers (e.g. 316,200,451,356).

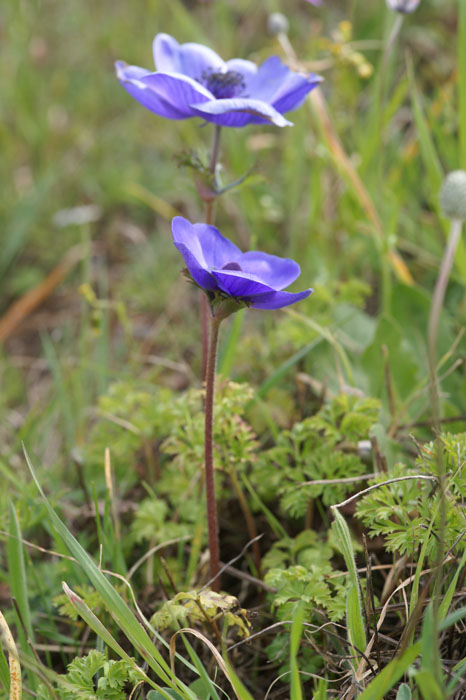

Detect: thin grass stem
428,218,463,418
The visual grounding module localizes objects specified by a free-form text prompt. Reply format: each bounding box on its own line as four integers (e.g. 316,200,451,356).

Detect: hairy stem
201,296,210,383
204,316,221,591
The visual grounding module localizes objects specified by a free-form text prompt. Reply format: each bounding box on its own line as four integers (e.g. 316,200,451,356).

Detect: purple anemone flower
172,216,312,312
116,33,322,128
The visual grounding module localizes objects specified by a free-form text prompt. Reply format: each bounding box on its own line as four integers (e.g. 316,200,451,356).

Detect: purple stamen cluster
201,69,246,99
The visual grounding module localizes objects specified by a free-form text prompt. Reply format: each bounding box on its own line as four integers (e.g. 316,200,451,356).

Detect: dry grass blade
332,475,438,510
354,562,442,684
0,245,83,342
170,628,242,700
0,611,21,700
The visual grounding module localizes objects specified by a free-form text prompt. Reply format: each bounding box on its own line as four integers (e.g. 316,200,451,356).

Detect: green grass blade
408,516,436,617
331,508,367,662
420,603,441,683
62,582,170,696
23,445,196,697
407,58,443,198
241,473,287,539
346,584,367,660
7,502,38,691
0,647,9,692
438,604,466,630
413,670,444,700
312,678,328,700
218,308,245,377
254,337,322,400
285,309,354,384
446,657,466,694
7,501,34,643
331,509,360,594
180,636,221,700
357,642,421,700
290,604,304,700
62,583,145,670
41,334,75,450
439,545,466,622
222,657,255,700
0,170,57,281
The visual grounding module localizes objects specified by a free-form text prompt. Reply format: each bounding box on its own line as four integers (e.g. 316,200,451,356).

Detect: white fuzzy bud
440,170,466,221
267,12,289,37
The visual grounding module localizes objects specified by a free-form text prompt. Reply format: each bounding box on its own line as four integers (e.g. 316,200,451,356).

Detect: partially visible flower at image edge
116,33,322,128
386,0,421,13
172,216,312,313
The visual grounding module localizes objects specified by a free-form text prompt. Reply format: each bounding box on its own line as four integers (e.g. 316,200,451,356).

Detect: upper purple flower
172,216,312,311
116,33,322,128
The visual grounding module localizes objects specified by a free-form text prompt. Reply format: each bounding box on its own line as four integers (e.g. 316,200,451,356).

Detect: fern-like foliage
265,565,347,622
263,531,348,623
355,433,466,560
37,650,142,700
54,585,106,622
253,394,380,515
161,380,257,482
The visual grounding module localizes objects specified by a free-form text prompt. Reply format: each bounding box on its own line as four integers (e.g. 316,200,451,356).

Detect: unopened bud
440,170,466,221
267,12,289,37
386,0,421,13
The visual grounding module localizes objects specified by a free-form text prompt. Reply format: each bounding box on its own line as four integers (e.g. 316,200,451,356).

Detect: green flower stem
204,315,221,591
428,218,463,416
201,125,222,381
209,125,222,176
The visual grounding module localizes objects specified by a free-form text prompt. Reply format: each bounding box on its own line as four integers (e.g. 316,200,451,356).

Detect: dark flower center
221,262,242,271
201,69,245,99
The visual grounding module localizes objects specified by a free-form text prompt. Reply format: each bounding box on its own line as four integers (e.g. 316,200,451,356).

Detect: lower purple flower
172,216,312,314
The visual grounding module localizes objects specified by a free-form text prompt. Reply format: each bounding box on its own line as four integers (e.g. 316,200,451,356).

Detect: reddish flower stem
204,316,221,591
201,296,210,383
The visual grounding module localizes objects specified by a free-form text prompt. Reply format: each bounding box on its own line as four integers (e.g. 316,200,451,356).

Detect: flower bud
440,170,466,221
267,12,289,37
386,0,421,13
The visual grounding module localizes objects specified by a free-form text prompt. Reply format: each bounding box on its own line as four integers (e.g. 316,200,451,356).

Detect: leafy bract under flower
172,216,312,314
116,33,322,128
